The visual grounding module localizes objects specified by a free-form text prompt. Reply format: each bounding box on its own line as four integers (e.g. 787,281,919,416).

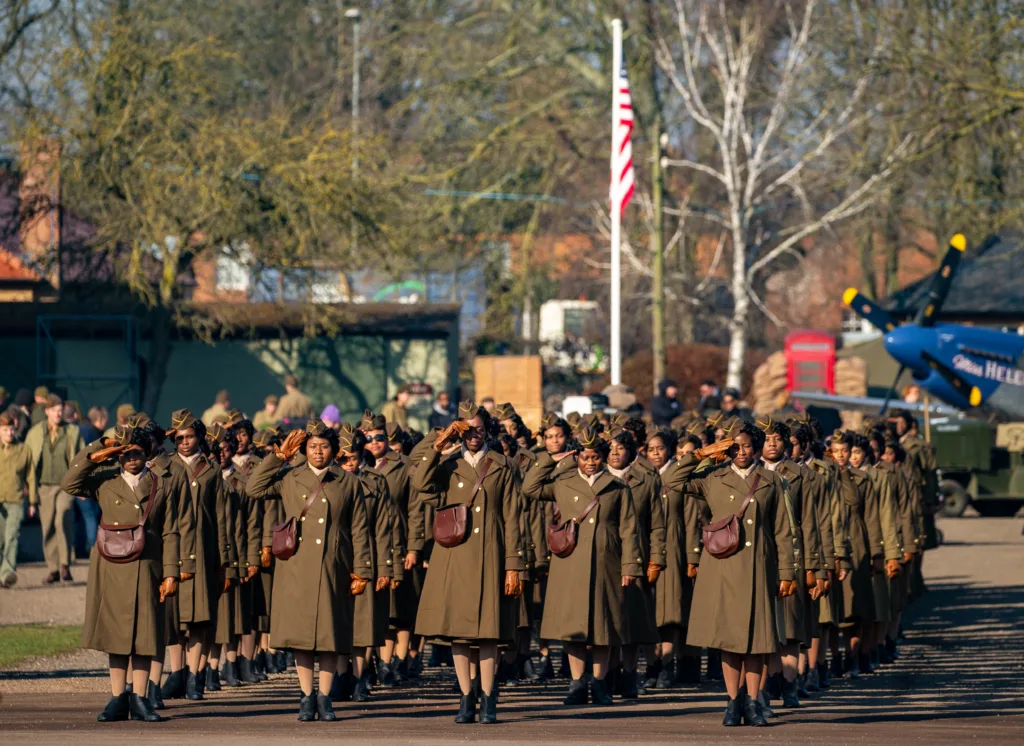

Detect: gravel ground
1,515,1022,743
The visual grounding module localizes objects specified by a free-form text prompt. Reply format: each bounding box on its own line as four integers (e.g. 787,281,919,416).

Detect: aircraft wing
787,390,963,417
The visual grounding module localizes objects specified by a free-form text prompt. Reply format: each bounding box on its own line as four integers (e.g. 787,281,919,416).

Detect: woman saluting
412,400,525,725
664,423,796,727
61,424,182,723
245,420,373,722
521,426,644,707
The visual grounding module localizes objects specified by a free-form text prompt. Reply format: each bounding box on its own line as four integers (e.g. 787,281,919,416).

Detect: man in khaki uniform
25,394,85,583
30,386,50,426
380,385,411,430
202,390,231,426
103,403,136,438
0,413,32,587
275,375,313,421
253,395,279,430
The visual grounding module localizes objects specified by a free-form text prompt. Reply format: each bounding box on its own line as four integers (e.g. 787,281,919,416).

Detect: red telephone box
785,330,836,394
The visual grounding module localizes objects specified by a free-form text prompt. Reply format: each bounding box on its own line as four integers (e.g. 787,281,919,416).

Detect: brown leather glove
350,573,368,596
389,578,400,590
261,546,273,569
504,570,524,597
375,576,389,592
179,571,195,582
274,429,307,461
246,564,259,582
694,438,733,462
687,563,698,579
223,577,233,592
805,570,816,589
646,563,663,585
885,559,901,579
159,577,179,602
89,444,130,463
779,580,797,598
434,420,470,452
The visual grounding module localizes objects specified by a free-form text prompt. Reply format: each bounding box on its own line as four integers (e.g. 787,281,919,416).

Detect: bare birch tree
654,0,934,390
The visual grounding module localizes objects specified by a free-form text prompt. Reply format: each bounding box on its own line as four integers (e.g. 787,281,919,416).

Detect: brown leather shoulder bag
547,491,600,559
96,474,159,564
272,476,329,560
433,457,493,549
701,474,761,560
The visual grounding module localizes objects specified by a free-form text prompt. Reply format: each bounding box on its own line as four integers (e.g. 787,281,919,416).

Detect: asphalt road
2,515,1023,744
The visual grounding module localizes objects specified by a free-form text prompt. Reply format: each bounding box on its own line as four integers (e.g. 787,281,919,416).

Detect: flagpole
610,18,623,386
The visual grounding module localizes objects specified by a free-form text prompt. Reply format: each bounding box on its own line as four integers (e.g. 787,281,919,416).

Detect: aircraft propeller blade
878,364,906,416
843,288,898,333
913,233,966,328
920,350,983,407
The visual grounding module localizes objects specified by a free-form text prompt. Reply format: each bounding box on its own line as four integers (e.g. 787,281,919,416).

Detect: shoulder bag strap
464,457,494,510
734,473,762,519
138,473,160,528
298,474,331,522
575,494,601,523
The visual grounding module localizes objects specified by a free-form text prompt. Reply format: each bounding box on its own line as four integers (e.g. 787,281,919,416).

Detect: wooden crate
473,355,543,427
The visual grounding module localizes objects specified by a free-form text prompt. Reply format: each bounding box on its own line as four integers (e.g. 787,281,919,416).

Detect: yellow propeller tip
969,387,982,407
951,234,967,251
843,288,859,306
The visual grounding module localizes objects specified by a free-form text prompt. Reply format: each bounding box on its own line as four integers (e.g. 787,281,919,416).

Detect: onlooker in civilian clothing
276,375,314,421
697,380,720,415
25,394,86,584
0,413,32,588
253,395,279,430
30,386,50,425
79,406,108,445
428,391,454,430
721,387,753,421
63,401,83,426
201,389,231,426
650,379,682,427
380,385,411,429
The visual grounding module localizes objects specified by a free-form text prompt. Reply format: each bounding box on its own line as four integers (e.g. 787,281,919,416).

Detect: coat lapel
111,475,142,509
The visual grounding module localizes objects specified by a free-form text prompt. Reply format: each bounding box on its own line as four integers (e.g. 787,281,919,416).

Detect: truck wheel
938,480,969,517
971,500,1023,518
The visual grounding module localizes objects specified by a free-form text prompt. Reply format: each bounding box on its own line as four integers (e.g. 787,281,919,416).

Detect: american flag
611,67,635,214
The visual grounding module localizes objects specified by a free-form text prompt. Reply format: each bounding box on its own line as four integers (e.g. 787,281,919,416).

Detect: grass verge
0,624,82,668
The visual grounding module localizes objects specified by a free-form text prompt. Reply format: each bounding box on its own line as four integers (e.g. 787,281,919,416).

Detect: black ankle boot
590,677,613,706
455,691,477,724
206,665,222,691
253,652,268,681
620,670,639,699
886,637,899,661
160,668,186,700
539,654,554,680
742,694,768,726
316,692,337,722
723,696,743,726
758,690,776,718
479,689,498,724
353,672,370,702
298,693,316,722
196,666,208,697
656,655,674,689
97,692,130,722
781,677,800,708
222,661,241,687
408,655,423,678
563,678,587,705
378,659,397,688
265,651,281,675
147,680,165,710
796,674,810,698
817,661,832,688
641,658,662,693
128,693,164,722
845,652,861,679
330,671,354,702
239,655,258,684
185,669,204,700
765,672,782,700
830,654,844,680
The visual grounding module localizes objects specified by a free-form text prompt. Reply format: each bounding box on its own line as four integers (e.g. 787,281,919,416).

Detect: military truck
931,419,1024,517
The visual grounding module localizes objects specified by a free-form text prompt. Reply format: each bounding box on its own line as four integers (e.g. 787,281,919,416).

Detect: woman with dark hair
165,409,232,702
877,434,918,659
606,428,663,698
250,427,285,674
336,422,395,702
61,424,182,723
246,420,373,722
664,423,796,726
521,426,643,707
412,401,525,725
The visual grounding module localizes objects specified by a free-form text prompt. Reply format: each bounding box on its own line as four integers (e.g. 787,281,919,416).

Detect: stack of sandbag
835,356,868,431
752,351,789,416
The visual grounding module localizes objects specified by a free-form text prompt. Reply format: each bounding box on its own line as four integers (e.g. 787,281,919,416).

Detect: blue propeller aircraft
842,234,1024,421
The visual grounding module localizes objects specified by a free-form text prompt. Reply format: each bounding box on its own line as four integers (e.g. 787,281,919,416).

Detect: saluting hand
275,429,307,461
434,421,470,453
693,438,733,462
89,444,130,463
159,577,179,602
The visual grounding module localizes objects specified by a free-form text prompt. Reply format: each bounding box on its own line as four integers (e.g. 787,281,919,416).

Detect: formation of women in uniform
64,397,933,726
